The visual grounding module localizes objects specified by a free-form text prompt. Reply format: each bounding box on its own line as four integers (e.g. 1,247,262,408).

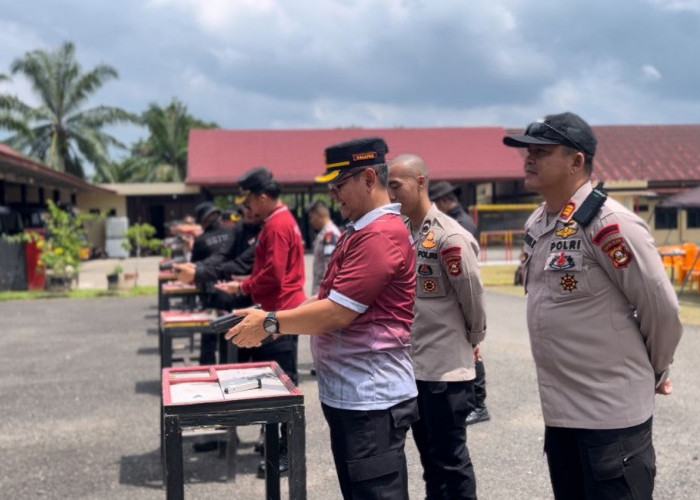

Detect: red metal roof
186,127,526,186
0,143,114,193
187,124,700,187
505,124,700,183
593,125,700,182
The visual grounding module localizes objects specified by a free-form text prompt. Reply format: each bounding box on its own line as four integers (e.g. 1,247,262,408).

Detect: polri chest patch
545,251,583,272
417,264,433,276
549,238,582,252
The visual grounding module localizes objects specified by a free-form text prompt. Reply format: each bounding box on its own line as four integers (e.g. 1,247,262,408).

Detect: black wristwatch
263,311,279,335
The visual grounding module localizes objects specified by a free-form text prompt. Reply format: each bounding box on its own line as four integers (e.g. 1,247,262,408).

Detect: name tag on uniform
544,251,583,272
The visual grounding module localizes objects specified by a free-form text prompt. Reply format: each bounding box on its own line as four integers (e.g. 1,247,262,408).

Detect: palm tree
92,157,147,183
129,98,217,182
0,73,32,137
3,42,139,178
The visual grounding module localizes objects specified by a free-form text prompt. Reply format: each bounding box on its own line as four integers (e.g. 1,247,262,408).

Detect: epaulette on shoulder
572,182,607,228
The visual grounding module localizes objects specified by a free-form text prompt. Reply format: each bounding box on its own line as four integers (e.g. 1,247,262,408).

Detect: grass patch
480,264,519,286
0,286,157,301
482,264,700,325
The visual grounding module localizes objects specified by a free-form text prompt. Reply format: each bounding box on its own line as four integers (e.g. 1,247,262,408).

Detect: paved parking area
0,290,698,499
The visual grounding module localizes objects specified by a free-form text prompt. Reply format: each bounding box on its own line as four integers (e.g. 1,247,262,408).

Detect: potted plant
37,201,96,292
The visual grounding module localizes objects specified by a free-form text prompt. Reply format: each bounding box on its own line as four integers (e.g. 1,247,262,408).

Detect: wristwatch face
263,312,278,334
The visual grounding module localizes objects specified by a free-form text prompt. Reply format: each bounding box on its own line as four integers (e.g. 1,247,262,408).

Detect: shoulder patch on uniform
440,246,461,256
592,223,620,245
602,237,633,269
443,253,462,276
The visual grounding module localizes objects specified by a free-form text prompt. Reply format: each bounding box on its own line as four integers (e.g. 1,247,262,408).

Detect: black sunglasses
525,121,588,155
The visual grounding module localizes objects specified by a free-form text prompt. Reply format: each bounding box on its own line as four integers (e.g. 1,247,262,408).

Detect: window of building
655,207,678,230
687,208,700,228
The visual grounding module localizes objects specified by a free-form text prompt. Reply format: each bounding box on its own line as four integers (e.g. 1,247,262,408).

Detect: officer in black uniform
174,208,262,453
429,181,479,238
188,202,233,364
191,217,261,311
191,202,231,263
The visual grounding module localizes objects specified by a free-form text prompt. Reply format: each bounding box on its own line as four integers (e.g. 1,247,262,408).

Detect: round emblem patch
423,279,437,292
560,273,578,292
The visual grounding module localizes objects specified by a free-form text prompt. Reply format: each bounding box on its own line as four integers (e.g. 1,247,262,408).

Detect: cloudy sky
1,0,700,150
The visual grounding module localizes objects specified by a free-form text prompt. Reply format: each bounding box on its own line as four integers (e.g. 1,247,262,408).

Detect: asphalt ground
1,289,698,499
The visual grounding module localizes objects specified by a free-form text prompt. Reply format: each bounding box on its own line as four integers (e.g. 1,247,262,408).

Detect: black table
159,310,214,369
161,361,306,500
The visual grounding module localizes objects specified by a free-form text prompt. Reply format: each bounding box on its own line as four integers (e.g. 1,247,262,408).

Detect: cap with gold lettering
315,137,388,183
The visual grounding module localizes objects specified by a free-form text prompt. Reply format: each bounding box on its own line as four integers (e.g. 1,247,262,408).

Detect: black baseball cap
503,111,597,157
316,137,388,183
237,166,274,199
194,202,220,224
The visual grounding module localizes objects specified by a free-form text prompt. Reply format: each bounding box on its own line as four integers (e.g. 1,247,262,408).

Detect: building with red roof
186,124,700,244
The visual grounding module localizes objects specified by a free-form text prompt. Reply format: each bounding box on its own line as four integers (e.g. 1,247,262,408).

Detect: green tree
127,98,218,182
2,42,139,179
0,73,32,137
93,157,147,184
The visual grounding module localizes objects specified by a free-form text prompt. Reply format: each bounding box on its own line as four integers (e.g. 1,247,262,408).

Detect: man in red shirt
215,166,306,476
225,137,419,499
216,166,306,380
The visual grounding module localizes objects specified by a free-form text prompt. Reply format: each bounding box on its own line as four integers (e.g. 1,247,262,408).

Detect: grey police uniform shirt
523,181,683,429
410,203,487,382
311,220,340,295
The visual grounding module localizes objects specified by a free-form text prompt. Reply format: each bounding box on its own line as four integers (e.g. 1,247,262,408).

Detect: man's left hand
656,378,672,395
214,280,240,294
225,308,269,348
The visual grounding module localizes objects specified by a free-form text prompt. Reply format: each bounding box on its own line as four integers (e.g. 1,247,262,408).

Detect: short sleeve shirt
311,204,418,410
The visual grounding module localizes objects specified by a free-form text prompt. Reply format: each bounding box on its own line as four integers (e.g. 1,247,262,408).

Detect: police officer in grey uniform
429,180,490,426
305,199,340,295
503,112,683,500
388,153,486,499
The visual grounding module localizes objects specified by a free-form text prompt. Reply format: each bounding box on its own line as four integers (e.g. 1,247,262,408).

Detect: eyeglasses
328,169,364,194
525,121,588,155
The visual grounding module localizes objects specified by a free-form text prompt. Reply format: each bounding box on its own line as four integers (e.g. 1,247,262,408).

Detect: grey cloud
1,0,700,149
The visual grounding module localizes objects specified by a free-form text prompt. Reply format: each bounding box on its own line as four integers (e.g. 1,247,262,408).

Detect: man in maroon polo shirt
225,137,419,499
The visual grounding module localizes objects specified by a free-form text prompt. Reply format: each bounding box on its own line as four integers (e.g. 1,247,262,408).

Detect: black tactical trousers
544,417,655,500
411,380,478,499
322,398,418,500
